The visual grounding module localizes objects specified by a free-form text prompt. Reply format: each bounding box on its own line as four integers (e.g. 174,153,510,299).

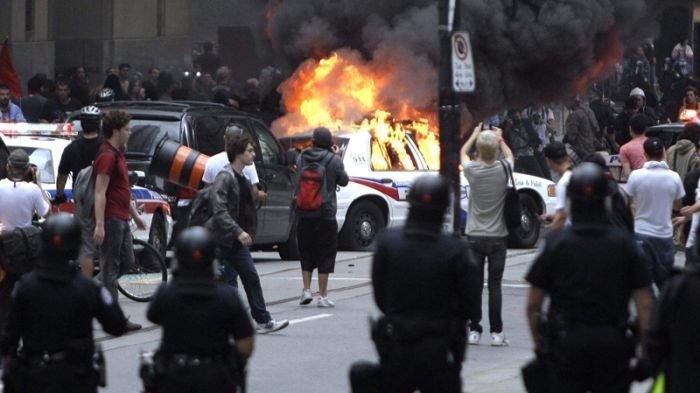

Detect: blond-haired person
460,123,514,347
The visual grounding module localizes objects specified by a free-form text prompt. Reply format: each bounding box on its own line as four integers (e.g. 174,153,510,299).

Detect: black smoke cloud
266,0,662,118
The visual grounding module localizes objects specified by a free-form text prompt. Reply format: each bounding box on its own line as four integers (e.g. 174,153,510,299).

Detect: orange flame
273,49,440,169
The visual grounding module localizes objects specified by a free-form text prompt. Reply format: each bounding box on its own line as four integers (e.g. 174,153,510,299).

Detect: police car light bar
0,122,75,137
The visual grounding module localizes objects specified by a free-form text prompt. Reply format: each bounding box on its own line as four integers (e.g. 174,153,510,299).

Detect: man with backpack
92,110,146,332
54,105,104,276
0,149,50,331
295,127,348,307
204,132,288,333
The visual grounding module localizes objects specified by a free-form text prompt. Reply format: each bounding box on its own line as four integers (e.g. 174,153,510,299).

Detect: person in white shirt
0,149,50,232
202,124,266,202
541,141,574,231
0,148,50,331
624,137,685,286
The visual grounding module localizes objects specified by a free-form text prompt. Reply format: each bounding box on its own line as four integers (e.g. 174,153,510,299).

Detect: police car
0,123,173,255
281,131,557,250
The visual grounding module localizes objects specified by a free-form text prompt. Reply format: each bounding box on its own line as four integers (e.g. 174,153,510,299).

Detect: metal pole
438,0,462,235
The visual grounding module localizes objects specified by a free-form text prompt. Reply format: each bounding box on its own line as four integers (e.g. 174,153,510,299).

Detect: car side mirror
128,170,147,187
286,148,299,167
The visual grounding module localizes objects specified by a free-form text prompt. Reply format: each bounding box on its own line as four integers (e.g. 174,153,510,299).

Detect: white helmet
629,87,645,97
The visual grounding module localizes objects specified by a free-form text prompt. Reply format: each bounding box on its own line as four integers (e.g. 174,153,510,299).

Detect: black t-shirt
146,280,254,356
526,224,652,325
235,171,255,234
58,135,105,180
43,98,82,122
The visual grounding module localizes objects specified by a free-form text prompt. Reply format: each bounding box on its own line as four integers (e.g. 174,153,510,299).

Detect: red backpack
295,151,334,216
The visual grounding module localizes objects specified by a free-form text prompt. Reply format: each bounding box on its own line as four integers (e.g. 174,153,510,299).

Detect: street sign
452,31,476,93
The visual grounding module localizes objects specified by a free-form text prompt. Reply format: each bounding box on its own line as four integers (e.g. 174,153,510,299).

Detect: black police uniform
648,269,700,393
369,175,481,393
146,227,255,393
0,214,127,393
526,165,652,393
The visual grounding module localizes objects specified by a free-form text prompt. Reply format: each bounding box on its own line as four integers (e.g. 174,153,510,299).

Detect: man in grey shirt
460,122,515,347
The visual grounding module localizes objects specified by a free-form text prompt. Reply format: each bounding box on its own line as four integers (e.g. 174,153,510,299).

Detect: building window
25,0,34,32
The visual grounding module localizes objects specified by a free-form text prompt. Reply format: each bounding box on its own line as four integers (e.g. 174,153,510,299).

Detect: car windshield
8,146,55,184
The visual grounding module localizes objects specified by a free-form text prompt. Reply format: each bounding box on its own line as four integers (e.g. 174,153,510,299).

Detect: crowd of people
0,42,285,127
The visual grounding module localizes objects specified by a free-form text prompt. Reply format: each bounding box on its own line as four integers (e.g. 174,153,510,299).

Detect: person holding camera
0,149,51,331
460,123,514,346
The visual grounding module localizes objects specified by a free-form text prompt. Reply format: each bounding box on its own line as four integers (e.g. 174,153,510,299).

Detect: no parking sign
452,31,475,93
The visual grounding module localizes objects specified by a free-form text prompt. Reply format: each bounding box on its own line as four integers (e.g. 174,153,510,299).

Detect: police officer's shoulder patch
100,286,114,306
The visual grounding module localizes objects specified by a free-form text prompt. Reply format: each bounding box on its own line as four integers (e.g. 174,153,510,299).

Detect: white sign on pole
452,31,476,93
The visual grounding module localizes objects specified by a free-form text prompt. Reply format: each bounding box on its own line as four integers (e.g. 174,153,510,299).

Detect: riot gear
567,162,610,202
40,213,82,262
172,226,216,279
34,214,82,281
79,106,102,133
0,212,127,393
407,175,450,214
145,227,255,393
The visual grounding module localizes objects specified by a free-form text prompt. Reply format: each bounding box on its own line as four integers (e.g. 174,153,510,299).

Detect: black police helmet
174,226,216,278
41,213,82,262
567,162,610,201
407,175,450,214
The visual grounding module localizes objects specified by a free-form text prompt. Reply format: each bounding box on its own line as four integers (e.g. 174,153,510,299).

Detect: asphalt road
84,245,669,393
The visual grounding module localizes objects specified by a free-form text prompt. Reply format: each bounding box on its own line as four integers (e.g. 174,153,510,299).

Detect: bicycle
115,235,168,302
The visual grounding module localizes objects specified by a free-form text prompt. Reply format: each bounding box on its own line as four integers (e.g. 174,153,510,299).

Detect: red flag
0,38,23,98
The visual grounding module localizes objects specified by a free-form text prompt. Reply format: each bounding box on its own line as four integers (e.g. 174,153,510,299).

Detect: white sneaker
317,296,335,308
490,332,509,347
256,319,290,334
299,289,313,305
468,331,481,345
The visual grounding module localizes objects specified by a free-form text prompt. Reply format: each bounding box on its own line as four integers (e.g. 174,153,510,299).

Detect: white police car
281,131,556,250
0,124,172,255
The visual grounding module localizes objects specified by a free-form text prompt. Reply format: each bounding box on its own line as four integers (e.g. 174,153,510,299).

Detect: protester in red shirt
93,110,146,331
620,113,652,179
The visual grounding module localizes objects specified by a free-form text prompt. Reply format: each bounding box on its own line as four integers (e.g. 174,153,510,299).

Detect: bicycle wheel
117,238,167,302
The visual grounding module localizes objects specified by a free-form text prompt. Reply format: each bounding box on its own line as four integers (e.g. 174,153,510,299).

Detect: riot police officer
145,226,255,393
0,213,127,393
525,163,655,392
366,175,481,393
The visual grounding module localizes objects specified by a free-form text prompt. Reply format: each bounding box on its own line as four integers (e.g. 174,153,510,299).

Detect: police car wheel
507,193,540,249
146,213,168,268
340,201,385,251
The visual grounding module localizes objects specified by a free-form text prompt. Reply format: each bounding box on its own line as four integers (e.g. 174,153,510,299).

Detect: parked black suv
69,101,299,259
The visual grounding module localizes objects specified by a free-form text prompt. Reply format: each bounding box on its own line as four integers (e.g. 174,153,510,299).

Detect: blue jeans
635,233,674,287
217,245,271,324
